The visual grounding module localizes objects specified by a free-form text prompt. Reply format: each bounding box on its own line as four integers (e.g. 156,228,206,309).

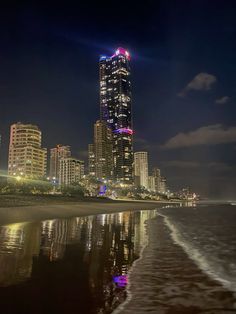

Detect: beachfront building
49,145,71,182
94,120,113,181
148,175,156,192
159,177,167,194
99,48,134,184
88,143,96,177
59,157,84,186
134,152,149,190
152,167,161,193
8,122,47,179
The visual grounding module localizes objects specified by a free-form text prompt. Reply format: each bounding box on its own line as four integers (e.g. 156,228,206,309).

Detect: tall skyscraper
49,145,71,181
134,152,149,189
99,47,133,184
88,144,96,177
94,120,113,180
8,122,47,179
59,158,84,186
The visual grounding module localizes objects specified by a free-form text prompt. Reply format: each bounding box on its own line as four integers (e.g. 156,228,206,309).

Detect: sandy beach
0,198,166,226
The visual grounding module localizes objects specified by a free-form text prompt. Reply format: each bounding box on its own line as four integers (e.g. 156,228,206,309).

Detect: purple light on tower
115,47,131,60
114,128,134,135
111,47,131,60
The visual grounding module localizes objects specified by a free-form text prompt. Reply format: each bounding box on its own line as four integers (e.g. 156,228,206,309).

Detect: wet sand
0,200,162,226
116,215,236,314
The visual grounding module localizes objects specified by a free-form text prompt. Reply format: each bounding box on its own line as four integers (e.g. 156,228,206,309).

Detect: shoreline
0,199,174,226
116,211,236,313
159,210,236,293
113,211,153,314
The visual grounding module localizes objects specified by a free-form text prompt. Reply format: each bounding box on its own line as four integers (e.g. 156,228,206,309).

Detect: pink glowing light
114,47,131,60
114,128,133,135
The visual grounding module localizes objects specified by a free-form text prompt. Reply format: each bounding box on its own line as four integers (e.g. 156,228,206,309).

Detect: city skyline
0,2,236,197
0,3,236,314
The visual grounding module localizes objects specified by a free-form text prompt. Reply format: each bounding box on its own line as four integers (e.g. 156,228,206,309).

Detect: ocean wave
113,207,236,313
158,211,236,294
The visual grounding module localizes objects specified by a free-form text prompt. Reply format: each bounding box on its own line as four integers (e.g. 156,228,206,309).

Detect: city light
99,55,107,60
115,47,131,60
114,128,134,135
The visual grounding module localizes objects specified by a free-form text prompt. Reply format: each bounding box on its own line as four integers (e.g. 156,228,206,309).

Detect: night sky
1,1,236,198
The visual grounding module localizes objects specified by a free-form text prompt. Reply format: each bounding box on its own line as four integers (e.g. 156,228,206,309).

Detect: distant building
159,177,167,194
148,176,156,192
0,134,4,183
134,152,149,189
0,134,1,170
99,48,133,184
59,157,84,186
88,144,95,177
152,167,161,193
94,120,113,180
50,145,71,182
8,122,47,179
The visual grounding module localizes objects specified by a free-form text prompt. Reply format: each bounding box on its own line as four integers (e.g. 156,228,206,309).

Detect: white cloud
178,72,217,97
215,96,230,104
162,124,236,149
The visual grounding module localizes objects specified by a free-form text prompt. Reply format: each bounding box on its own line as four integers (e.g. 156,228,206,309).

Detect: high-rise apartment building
8,122,47,178
0,134,2,170
94,120,113,180
99,47,133,184
88,144,96,177
159,177,167,194
148,176,156,192
50,145,71,181
152,167,161,193
134,152,149,189
59,158,84,186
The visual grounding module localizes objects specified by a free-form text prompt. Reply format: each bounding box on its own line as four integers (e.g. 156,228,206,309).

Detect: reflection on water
0,210,156,314
0,222,41,287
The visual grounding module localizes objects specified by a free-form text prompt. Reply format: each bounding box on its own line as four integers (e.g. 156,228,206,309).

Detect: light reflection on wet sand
0,210,156,314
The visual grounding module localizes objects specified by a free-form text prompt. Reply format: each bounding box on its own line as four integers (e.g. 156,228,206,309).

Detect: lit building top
99,47,131,61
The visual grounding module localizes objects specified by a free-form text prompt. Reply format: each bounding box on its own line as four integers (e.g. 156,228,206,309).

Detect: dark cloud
161,160,233,173
215,96,230,104
160,160,200,168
